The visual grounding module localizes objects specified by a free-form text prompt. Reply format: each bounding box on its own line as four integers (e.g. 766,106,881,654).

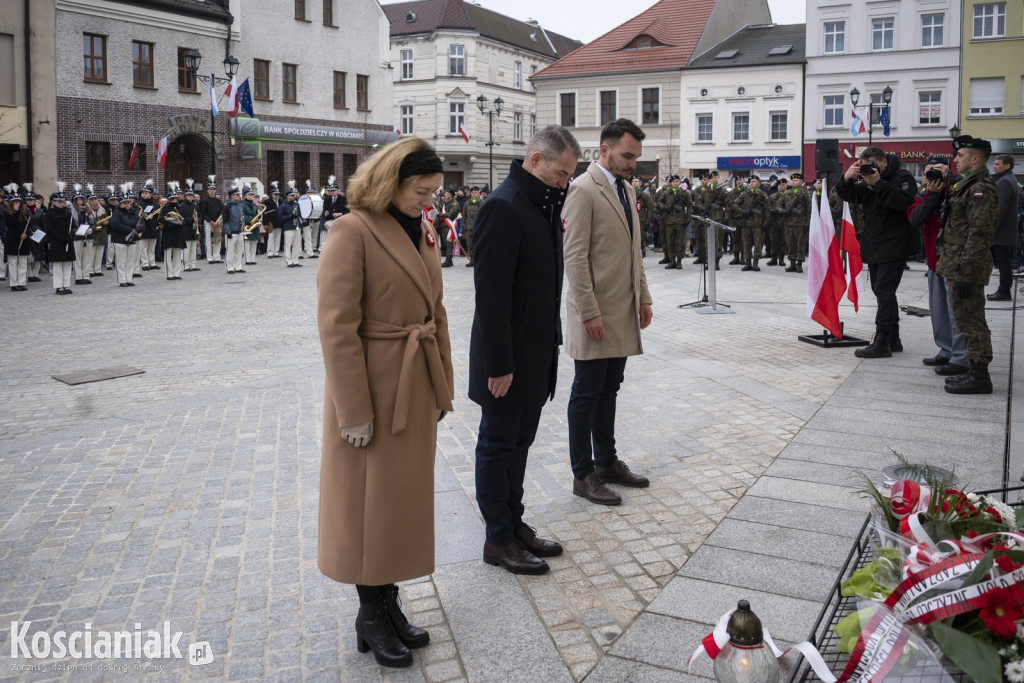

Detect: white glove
342,420,373,448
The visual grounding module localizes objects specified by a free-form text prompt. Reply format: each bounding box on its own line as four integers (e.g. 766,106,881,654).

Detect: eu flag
237,78,255,118
880,105,890,137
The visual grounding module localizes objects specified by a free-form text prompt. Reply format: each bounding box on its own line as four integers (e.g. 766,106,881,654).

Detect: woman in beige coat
316,137,454,668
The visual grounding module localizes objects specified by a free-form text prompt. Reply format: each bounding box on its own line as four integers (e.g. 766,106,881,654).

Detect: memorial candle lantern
712,600,780,683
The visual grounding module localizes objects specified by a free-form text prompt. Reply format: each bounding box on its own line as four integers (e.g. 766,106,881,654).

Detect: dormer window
405,11,416,22
624,34,667,50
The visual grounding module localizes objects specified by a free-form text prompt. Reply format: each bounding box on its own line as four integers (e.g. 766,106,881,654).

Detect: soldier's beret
952,135,991,153
791,173,803,180
698,174,709,180
710,171,720,177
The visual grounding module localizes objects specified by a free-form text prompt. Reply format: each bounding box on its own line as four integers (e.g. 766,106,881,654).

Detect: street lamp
476,94,504,190
949,122,961,140
849,85,892,146
184,50,240,176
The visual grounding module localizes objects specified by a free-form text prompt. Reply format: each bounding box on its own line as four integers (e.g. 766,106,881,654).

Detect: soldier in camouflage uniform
727,176,748,264
731,176,769,271
704,173,728,270
461,186,483,266
691,175,713,264
656,175,691,269
632,176,652,257
766,177,788,266
433,188,459,267
937,136,999,394
782,173,811,273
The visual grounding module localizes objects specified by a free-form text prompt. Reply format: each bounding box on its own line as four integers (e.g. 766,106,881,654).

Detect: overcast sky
461,1,806,43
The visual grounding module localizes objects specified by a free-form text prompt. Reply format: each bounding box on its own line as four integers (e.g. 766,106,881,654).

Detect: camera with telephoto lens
859,162,879,176
925,168,945,182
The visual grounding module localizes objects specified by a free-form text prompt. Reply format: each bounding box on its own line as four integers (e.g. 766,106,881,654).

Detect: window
513,111,522,140
530,64,537,93
531,113,536,138
770,112,788,140
83,33,106,82
400,49,413,80
356,75,368,110
333,71,346,107
641,87,659,124
294,0,306,20
294,152,310,184
123,142,146,170
449,101,465,134
283,63,297,102
267,150,284,185
449,44,465,76
696,113,713,142
132,41,154,87
85,142,110,170
824,95,844,127
921,14,944,47
624,34,667,49
177,47,196,92
513,61,522,89
323,0,334,26
599,90,616,125
824,21,845,54
732,113,750,142
872,18,894,50
320,153,335,189
973,3,1006,38
400,105,414,135
254,59,270,99
969,77,1004,115
918,92,941,124
559,92,576,127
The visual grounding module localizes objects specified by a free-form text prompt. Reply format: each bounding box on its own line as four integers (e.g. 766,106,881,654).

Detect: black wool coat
835,154,918,264
42,206,77,262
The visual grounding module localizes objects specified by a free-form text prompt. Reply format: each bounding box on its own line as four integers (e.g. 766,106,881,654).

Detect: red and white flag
422,207,436,223
154,137,168,168
806,178,847,338
127,142,138,169
840,201,863,311
459,122,470,143
444,217,458,240
395,125,402,136
223,76,239,117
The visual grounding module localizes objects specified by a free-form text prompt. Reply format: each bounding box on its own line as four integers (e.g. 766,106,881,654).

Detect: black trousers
868,260,906,333
991,244,1013,294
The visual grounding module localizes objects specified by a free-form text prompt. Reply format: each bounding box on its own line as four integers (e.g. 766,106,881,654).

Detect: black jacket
264,197,283,229
469,160,565,412
279,200,299,230
109,207,138,245
42,206,77,262
836,154,918,264
3,209,31,256
199,194,223,223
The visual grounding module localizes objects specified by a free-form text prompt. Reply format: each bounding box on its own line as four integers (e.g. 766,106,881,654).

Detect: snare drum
298,194,324,220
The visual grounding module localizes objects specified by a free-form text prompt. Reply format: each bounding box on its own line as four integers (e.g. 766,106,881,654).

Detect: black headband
399,149,444,181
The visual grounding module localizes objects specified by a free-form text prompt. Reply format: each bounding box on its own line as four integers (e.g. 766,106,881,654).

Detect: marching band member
264,182,283,258
181,180,201,272
299,180,318,259
110,185,140,287
3,184,30,291
103,185,118,271
86,186,108,278
241,184,261,266
42,182,78,295
24,184,44,283
71,184,94,285
138,179,161,271
281,182,302,268
125,183,144,279
200,176,224,263
160,182,186,280
221,181,245,274
320,175,347,248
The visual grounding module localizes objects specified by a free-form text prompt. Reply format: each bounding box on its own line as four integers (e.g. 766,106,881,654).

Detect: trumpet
244,205,267,232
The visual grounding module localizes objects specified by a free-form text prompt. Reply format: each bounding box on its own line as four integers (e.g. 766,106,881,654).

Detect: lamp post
850,86,892,146
476,94,503,190
184,50,240,176
948,122,961,140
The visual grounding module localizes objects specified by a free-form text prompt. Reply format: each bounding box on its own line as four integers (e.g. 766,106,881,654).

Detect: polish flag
459,122,470,143
840,201,863,311
223,76,239,117
444,218,458,240
127,142,138,169
806,178,847,338
154,137,168,168
395,125,402,136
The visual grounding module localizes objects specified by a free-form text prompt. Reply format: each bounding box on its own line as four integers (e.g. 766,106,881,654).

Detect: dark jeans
868,261,905,334
992,244,1013,294
474,406,542,546
567,357,627,481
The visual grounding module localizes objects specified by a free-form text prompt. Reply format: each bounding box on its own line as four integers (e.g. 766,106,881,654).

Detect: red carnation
996,554,1022,573
978,586,1023,638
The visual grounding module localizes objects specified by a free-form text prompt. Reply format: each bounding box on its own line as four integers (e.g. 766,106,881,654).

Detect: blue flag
236,78,255,118
209,74,218,117
880,105,890,137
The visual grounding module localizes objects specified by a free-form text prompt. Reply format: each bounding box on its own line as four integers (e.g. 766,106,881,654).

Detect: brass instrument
163,210,184,225
244,205,267,232
95,214,112,226
144,205,162,220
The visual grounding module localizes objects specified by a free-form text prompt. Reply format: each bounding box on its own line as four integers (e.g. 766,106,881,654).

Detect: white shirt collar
595,161,619,188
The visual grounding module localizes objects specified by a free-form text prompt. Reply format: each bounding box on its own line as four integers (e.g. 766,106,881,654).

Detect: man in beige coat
563,118,654,506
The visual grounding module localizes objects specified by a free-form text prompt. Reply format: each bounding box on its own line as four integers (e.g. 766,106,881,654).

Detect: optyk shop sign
717,156,801,170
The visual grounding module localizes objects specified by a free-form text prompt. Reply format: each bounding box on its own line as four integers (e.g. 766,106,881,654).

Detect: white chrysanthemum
984,496,1017,529
1005,660,1024,683
1017,622,1024,641
967,492,981,503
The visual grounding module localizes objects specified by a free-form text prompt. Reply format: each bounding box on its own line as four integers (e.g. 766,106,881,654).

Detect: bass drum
298,193,324,220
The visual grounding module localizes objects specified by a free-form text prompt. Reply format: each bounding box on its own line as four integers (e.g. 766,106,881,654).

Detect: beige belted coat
316,209,454,586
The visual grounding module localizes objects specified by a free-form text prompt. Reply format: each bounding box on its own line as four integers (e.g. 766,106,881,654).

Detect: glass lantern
712,600,780,683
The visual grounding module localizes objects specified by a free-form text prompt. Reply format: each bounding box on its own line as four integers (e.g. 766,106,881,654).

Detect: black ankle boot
715,258,721,270
658,255,671,264
355,598,413,668
855,331,892,359
795,260,803,273
889,327,903,352
785,260,797,272
767,257,778,266
382,584,429,649
945,360,993,394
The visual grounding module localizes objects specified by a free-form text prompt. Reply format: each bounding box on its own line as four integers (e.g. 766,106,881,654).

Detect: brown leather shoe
514,524,563,558
573,472,622,505
595,460,650,488
483,540,549,575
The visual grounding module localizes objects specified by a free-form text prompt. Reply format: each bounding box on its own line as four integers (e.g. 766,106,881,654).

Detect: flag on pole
223,76,239,117
806,178,847,338
880,105,891,137
236,78,255,118
209,75,218,117
850,108,866,137
459,122,470,143
840,201,863,311
395,125,402,136
154,136,168,168
127,142,138,169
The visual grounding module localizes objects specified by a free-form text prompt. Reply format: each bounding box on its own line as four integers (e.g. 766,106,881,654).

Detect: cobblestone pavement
0,249,945,681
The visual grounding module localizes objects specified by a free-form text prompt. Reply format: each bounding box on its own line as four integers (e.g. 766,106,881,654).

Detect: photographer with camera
836,146,918,358
908,156,968,377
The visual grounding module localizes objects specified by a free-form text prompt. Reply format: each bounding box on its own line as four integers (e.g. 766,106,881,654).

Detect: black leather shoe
483,540,549,575
381,584,429,649
935,363,969,376
987,291,1011,301
658,256,671,264
923,355,950,366
595,460,650,488
514,524,563,558
573,472,622,505
355,599,413,668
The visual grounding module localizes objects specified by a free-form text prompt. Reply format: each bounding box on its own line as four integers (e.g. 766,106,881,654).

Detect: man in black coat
836,147,918,358
469,125,581,576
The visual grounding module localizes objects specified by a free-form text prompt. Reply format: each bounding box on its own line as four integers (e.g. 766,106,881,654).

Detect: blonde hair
347,137,439,214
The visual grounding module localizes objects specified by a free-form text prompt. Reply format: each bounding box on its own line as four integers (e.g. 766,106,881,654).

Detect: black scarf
387,205,422,248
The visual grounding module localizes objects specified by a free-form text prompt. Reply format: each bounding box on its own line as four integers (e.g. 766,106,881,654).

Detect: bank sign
717,156,801,170
229,118,398,147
